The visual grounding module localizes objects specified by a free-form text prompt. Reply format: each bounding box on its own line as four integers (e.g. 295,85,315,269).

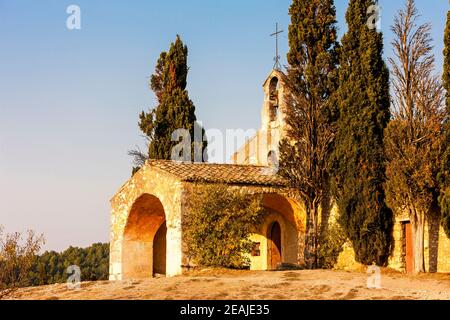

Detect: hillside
8,269,450,300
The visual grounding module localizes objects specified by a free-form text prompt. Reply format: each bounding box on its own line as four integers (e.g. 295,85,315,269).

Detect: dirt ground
7,269,450,300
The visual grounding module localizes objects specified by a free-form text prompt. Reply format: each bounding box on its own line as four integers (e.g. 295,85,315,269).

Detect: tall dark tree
440,7,450,238
332,0,393,266
279,0,338,269
130,36,207,173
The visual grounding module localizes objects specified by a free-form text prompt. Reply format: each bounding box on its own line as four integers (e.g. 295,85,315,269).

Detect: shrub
317,221,347,269
184,184,265,269
0,227,45,299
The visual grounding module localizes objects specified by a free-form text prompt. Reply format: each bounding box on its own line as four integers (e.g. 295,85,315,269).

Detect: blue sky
0,0,447,251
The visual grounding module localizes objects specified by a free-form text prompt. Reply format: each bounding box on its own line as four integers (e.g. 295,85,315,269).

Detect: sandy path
8,269,450,300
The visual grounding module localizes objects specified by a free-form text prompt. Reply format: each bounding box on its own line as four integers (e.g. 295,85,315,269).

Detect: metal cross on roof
270,22,284,70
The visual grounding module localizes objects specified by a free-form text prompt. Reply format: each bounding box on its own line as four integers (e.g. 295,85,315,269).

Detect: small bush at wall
317,221,347,269
184,184,265,269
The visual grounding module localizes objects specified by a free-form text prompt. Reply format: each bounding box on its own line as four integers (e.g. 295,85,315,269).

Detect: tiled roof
147,160,288,186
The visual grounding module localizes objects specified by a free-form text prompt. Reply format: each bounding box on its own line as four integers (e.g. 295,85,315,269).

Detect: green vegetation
278,0,339,269
130,35,207,174
27,243,109,286
385,0,445,273
183,185,265,269
331,0,394,266
0,228,44,299
440,9,450,238
317,220,347,269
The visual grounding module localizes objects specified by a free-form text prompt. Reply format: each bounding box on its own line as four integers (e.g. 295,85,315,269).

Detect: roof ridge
142,159,288,187
146,159,269,169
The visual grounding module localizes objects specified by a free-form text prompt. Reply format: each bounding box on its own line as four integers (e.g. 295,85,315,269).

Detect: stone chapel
109,69,450,281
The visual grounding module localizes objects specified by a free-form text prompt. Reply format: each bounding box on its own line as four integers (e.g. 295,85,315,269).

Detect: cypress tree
132,36,207,172
279,0,338,269
440,8,450,237
332,0,393,266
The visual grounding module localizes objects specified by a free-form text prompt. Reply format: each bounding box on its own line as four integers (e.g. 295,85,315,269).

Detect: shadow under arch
122,193,167,279
262,193,305,231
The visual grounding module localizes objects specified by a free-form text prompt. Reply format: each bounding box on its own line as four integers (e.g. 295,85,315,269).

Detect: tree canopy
385,0,445,273
332,0,394,266
439,8,450,238
27,243,109,286
279,0,339,269
131,36,207,174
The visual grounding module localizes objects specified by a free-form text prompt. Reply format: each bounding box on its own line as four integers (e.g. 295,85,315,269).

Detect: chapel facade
109,70,307,280
110,69,450,280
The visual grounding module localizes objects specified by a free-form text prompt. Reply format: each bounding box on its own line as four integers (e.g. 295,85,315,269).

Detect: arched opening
122,194,166,279
269,77,279,100
262,194,302,228
268,221,282,270
247,193,305,271
269,77,279,122
153,221,167,275
262,194,305,269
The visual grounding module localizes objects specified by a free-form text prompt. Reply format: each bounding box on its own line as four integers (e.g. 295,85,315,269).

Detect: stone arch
269,77,279,100
249,192,305,270
122,193,167,279
262,193,304,229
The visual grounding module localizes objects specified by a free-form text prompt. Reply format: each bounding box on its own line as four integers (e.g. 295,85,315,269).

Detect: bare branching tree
279,0,338,269
0,227,45,299
128,135,151,169
280,79,337,268
386,0,446,273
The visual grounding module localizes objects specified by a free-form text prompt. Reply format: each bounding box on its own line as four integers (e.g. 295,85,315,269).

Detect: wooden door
269,222,282,270
405,222,414,274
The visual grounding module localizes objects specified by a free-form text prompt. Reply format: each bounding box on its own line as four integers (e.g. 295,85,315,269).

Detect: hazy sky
0,0,447,251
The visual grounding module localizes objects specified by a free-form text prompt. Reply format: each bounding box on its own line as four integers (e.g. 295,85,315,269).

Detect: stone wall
109,165,184,280
334,206,450,273
231,129,279,166
437,226,450,272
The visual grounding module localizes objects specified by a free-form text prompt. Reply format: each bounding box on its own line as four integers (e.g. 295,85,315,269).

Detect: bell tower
261,69,287,132
231,69,288,166
260,69,288,165
231,23,289,166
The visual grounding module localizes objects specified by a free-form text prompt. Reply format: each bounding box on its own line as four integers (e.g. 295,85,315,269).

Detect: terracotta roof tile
147,160,288,186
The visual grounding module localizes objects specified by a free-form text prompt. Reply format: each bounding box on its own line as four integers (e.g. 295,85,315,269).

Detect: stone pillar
166,223,183,277
109,238,123,281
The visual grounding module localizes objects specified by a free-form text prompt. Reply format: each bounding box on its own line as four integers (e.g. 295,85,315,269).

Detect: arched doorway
122,194,166,279
268,221,282,270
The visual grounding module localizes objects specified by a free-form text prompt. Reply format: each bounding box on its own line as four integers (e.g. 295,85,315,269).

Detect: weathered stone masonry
110,160,307,280
110,68,450,279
